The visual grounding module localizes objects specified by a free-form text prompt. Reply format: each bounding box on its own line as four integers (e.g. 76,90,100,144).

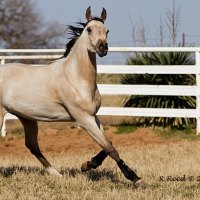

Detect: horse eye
87,27,92,33
106,30,109,34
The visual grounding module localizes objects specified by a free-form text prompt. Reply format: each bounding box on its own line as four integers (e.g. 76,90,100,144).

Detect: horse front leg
81,122,108,172
78,114,143,185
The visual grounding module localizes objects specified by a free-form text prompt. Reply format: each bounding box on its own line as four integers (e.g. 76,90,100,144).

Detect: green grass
154,127,199,140
114,124,138,134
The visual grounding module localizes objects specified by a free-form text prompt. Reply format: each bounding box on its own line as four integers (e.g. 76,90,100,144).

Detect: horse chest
65,86,101,116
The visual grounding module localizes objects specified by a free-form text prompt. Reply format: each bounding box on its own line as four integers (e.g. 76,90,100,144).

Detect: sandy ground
0,120,180,159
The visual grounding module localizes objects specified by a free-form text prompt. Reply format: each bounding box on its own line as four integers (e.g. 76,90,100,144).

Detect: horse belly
3,98,72,122
26,105,72,122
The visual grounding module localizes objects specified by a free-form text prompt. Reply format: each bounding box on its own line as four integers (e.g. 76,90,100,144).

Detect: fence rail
1,47,200,136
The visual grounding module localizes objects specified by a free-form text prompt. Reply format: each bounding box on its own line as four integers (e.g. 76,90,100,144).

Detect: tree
0,0,63,49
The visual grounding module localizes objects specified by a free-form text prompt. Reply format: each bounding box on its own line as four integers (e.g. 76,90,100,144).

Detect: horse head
84,6,109,57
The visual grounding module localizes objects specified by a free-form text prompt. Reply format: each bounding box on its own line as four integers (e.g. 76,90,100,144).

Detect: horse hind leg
18,116,62,177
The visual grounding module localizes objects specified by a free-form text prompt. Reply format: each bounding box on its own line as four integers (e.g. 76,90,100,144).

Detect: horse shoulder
59,79,101,117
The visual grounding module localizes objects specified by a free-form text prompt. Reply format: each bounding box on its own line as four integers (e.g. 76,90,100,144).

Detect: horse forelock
85,17,104,26
63,17,104,58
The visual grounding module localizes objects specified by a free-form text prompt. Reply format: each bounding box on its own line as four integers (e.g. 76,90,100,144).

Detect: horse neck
66,33,97,84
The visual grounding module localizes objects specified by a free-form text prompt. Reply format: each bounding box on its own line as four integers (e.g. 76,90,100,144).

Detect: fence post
1,118,6,137
196,51,200,135
0,59,6,137
0,59,5,65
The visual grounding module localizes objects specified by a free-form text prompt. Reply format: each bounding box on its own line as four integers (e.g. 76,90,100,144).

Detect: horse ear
100,8,107,22
85,6,92,21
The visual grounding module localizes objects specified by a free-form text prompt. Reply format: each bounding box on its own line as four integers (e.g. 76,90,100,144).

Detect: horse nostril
99,42,108,52
99,43,104,51
98,42,108,57
105,43,108,50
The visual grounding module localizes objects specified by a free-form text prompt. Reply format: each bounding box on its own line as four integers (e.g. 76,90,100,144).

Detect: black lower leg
117,160,140,183
81,150,108,172
29,146,51,168
90,150,108,169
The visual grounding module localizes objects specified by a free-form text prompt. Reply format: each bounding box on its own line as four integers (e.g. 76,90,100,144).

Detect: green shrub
121,52,196,128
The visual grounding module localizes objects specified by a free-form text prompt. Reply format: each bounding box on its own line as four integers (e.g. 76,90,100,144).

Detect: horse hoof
47,167,63,178
81,161,91,172
134,179,146,188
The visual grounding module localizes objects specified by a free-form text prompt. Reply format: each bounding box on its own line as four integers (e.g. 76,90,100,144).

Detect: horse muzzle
97,41,108,57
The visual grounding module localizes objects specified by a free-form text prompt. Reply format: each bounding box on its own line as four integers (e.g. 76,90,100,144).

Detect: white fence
0,47,200,135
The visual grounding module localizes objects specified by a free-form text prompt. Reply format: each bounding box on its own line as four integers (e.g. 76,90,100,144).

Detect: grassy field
1,141,200,200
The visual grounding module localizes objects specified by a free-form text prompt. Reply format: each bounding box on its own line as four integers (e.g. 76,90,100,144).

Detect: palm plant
121,52,196,128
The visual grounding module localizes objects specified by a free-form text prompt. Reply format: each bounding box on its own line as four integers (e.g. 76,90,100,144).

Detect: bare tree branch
166,0,182,46
158,14,164,47
0,0,63,48
137,16,147,46
129,14,137,46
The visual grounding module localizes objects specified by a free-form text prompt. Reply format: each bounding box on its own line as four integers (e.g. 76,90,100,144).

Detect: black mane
63,17,104,58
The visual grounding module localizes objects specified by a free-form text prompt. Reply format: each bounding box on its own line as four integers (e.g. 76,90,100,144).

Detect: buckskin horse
0,7,143,186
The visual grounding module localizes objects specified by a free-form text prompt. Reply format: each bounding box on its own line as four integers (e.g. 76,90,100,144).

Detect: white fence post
1,59,5,65
196,51,200,135
1,118,6,137
0,59,6,137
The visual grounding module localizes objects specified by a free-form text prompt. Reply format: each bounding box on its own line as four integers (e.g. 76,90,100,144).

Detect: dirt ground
0,119,183,159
